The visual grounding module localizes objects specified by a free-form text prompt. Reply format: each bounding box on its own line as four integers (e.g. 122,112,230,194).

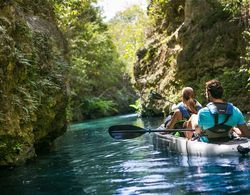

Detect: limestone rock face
134,0,250,116
0,1,68,166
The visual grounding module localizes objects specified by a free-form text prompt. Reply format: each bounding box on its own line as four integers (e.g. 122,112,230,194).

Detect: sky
97,0,148,21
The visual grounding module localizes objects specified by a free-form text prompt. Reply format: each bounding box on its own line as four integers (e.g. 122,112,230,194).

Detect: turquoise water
0,114,250,194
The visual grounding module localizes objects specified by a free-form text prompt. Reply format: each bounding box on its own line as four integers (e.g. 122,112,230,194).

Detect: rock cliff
134,0,250,116
0,0,68,166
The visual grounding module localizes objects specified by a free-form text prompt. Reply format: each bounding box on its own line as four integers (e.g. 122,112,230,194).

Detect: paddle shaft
111,128,194,133
108,124,195,139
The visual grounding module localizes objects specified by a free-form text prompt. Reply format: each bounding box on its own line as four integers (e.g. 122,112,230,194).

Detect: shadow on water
0,114,250,194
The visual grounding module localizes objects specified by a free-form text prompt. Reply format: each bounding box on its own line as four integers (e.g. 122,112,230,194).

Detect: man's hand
237,124,250,137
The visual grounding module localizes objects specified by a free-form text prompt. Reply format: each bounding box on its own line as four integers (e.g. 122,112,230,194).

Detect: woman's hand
183,121,188,128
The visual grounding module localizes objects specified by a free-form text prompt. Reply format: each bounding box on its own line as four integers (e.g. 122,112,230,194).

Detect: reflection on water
0,114,250,194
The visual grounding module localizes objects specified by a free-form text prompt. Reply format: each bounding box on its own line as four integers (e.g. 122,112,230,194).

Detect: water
0,114,250,194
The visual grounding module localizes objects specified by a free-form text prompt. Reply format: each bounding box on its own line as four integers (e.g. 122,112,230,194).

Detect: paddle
108,124,194,140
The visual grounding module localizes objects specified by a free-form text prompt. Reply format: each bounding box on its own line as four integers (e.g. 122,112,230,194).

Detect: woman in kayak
164,87,202,137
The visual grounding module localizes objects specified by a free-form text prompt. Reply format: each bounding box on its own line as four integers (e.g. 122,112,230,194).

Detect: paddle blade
108,125,146,140
149,90,163,100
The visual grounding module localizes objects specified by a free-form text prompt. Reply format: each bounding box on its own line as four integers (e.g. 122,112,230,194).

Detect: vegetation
108,5,149,78
53,0,137,121
0,0,69,166
133,0,250,115
0,0,249,167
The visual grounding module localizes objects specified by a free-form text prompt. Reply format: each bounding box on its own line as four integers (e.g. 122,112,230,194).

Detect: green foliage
0,0,70,166
0,135,24,159
0,17,65,127
108,5,149,77
242,30,250,92
13,142,22,153
220,0,248,17
129,99,142,115
219,68,248,96
82,97,118,118
147,0,184,30
147,0,169,26
12,34,64,123
53,0,136,121
132,0,250,116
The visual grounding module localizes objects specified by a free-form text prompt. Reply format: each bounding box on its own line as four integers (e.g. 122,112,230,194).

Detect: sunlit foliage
53,0,134,121
108,5,150,78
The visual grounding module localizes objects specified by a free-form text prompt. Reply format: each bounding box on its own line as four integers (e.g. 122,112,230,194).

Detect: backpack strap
206,102,233,133
177,102,190,120
214,112,230,126
221,114,231,125
194,99,202,111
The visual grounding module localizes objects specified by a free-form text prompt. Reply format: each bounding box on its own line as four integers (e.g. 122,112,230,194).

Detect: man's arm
236,124,250,137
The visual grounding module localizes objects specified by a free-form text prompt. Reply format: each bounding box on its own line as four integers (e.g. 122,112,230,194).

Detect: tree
108,5,150,78
53,0,136,121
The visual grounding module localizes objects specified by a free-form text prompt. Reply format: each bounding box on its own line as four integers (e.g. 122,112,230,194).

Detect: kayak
153,127,250,157
108,123,250,156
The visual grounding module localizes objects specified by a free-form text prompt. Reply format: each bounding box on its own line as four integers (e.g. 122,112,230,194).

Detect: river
0,114,250,194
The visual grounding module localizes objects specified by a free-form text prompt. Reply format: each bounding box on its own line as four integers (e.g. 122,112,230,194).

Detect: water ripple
1,115,250,194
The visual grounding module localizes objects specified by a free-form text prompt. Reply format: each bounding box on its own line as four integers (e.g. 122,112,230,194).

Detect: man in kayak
186,79,249,140
164,87,202,137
